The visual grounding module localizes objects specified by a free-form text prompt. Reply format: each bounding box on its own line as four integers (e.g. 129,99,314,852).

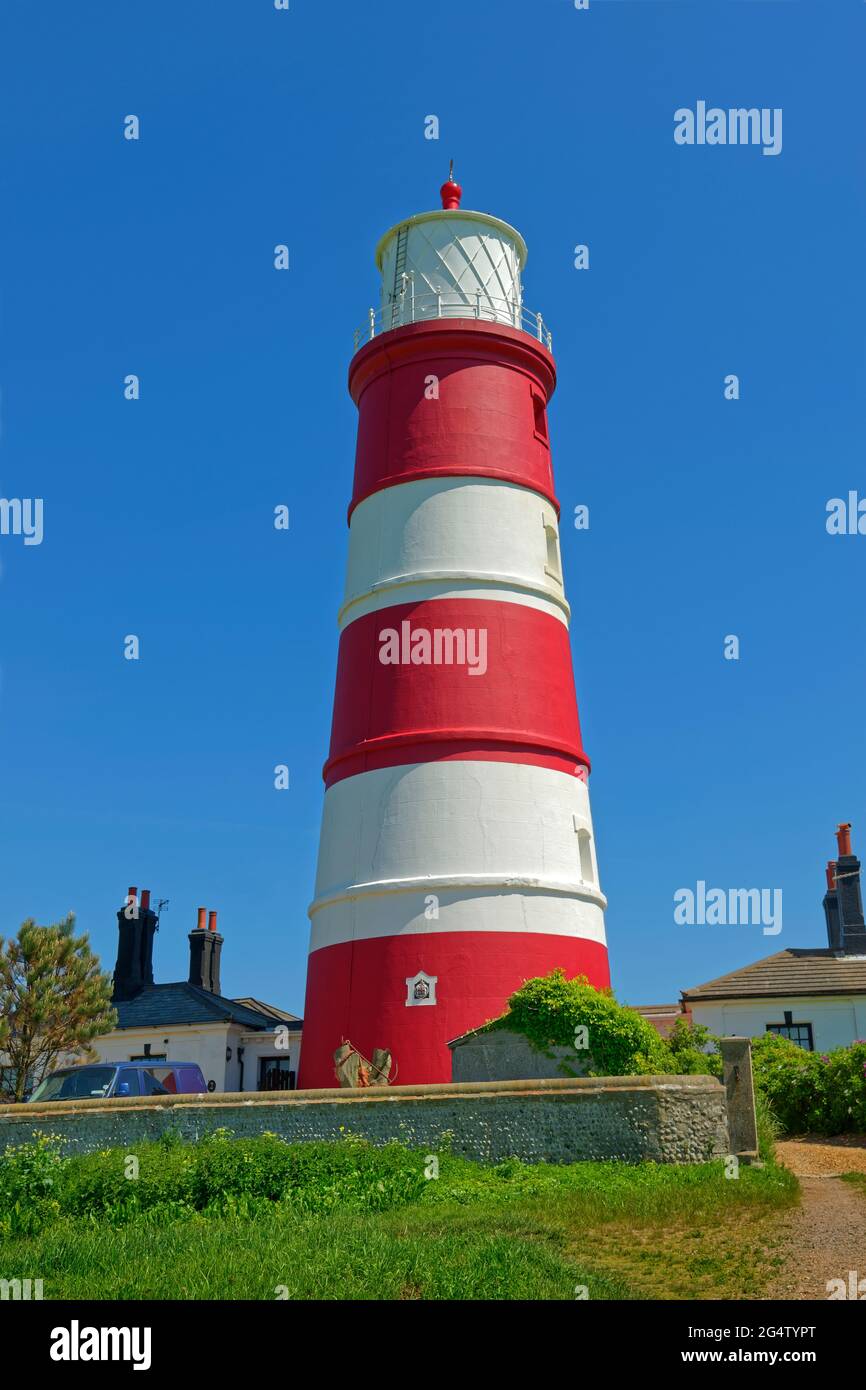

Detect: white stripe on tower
308,759,606,950
340,477,569,628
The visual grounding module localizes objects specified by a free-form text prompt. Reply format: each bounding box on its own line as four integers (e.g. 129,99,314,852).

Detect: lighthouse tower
298,174,610,1088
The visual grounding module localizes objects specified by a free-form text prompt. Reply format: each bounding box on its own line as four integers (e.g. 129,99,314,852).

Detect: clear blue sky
1,0,863,1015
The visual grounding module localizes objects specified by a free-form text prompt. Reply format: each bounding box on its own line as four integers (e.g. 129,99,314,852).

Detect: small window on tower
405,970,437,1007
531,389,549,444
544,519,562,585
574,821,594,885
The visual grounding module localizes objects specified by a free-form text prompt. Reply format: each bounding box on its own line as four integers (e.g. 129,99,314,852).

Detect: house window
766,1022,814,1051
259,1058,295,1092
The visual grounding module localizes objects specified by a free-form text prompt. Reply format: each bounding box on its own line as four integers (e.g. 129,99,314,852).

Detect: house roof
113,983,281,1031
682,949,866,1003
632,1003,688,1037
232,997,302,1028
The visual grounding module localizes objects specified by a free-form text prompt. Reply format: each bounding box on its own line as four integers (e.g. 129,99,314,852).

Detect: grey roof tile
682,949,866,1002
114,983,280,1030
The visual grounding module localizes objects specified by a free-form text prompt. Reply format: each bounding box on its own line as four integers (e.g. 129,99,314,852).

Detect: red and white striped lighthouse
298,173,610,1088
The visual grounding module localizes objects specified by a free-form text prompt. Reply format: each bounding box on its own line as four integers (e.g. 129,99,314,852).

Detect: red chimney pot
837,823,853,858
127,886,138,902
141,889,151,911
826,861,837,892
196,906,207,932
208,910,218,933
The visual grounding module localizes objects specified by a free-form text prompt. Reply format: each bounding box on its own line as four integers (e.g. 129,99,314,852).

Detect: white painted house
682,824,866,1052
92,888,302,1093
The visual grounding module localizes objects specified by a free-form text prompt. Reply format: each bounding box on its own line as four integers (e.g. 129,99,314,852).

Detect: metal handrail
352,291,553,353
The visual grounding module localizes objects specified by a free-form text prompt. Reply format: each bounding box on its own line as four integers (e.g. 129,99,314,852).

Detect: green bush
1,1129,430,1231
185,1129,427,1216
60,1134,198,1223
750,1033,866,1135
484,969,672,1075
0,1131,66,1234
664,1018,722,1077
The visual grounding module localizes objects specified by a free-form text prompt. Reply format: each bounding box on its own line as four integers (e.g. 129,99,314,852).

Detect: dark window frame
531,388,549,445
766,1022,814,1051
258,1057,296,1092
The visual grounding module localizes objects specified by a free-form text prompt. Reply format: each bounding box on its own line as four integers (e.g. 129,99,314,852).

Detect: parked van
28,1061,207,1103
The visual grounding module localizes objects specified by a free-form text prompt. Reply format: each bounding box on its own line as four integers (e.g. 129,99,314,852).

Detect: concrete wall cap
0,1072,723,1122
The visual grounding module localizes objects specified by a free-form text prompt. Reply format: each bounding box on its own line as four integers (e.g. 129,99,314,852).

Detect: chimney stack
209,915,223,995
113,885,158,1001
832,823,866,955
189,906,224,994
823,860,842,951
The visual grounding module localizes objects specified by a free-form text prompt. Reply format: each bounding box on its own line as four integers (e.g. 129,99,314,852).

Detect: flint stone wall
0,1075,729,1165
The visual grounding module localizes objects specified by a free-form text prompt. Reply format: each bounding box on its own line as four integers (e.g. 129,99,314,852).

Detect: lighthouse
297,173,610,1088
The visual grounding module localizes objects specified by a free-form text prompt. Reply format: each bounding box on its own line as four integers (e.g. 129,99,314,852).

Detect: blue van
28,1061,207,1102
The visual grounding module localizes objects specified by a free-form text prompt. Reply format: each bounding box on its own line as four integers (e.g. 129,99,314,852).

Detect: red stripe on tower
298,173,609,1088
324,599,589,785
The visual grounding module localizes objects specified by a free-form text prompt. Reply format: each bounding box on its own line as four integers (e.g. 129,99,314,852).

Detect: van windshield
30,1067,117,1102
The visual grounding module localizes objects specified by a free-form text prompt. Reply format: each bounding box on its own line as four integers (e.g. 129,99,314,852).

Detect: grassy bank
0,1133,798,1300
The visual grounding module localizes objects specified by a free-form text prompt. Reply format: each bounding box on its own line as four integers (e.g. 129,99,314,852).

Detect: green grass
421,1150,795,1220
0,1133,798,1300
0,1210,631,1300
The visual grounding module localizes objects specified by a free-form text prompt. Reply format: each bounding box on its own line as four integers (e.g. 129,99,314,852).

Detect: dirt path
776,1135,866,1177
768,1138,866,1299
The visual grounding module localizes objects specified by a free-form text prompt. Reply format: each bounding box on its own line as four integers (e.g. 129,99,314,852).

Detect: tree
0,915,117,1101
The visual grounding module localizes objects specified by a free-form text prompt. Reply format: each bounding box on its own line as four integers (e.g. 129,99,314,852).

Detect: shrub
2,1130,431,1230
750,1034,866,1135
60,1139,197,1223
484,969,672,1075
664,1018,722,1077
0,1132,67,1234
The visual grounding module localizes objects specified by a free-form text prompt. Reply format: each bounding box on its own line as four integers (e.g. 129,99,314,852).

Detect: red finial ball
440,174,462,211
